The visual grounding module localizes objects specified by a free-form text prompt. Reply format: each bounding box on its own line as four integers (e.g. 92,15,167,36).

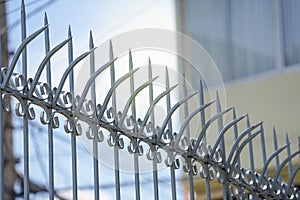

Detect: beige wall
223,68,300,168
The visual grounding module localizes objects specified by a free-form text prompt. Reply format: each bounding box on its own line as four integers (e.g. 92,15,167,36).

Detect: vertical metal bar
152,159,159,200
0,34,4,200
232,108,240,167
246,115,255,172
44,13,54,200
199,80,205,143
187,159,194,200
114,147,121,200
21,1,29,199
199,80,211,200
285,133,292,179
298,137,300,160
133,154,140,200
148,58,159,200
260,122,267,177
90,32,99,200
70,27,78,200
273,128,281,182
110,41,121,200
182,74,194,200
216,91,228,200
166,67,177,200
182,74,190,143
148,58,155,125
216,92,225,157
129,51,141,200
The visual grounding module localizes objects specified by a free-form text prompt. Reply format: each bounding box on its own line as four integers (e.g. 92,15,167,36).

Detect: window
177,0,300,81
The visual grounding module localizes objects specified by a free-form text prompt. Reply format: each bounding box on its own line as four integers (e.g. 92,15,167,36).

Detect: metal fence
0,2,300,200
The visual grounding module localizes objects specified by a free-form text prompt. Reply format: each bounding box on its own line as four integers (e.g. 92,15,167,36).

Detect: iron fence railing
0,1,300,200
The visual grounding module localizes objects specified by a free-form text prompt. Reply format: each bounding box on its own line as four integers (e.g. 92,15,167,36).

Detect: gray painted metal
0,3,299,200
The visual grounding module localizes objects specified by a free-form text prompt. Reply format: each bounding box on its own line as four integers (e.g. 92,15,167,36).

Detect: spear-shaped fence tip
44,12,48,25
109,39,114,59
68,26,72,38
21,0,25,11
89,31,94,49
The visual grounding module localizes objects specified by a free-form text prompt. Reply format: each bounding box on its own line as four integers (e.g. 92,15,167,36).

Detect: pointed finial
273,126,277,135
109,39,114,60
286,132,290,144
89,31,94,49
232,107,237,119
246,114,251,127
129,49,133,70
148,57,152,78
216,91,221,112
44,12,48,26
21,0,25,11
21,0,26,33
68,25,72,38
273,127,278,145
199,79,204,97
165,66,169,88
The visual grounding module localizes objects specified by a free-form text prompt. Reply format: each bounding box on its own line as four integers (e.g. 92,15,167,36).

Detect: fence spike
232,108,240,166
2,26,48,88
99,68,139,119
210,114,247,159
89,31,94,49
216,91,226,159
165,67,172,131
176,101,214,147
165,66,177,200
182,73,190,144
119,77,159,126
231,129,262,167
273,127,281,181
28,37,72,98
21,2,30,199
44,13,51,87
75,57,117,115
258,143,290,186
21,0,27,79
199,80,206,141
109,40,117,111
246,114,255,172
157,91,198,142
139,84,179,136
260,122,268,177
148,57,155,127
287,165,300,193
89,30,100,200
272,150,300,191
227,122,263,164
129,50,136,118
193,108,232,154
128,50,141,200
286,133,292,179
52,50,93,106
44,11,55,200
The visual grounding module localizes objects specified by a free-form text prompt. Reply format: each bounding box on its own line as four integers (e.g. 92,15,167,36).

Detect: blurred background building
176,0,300,198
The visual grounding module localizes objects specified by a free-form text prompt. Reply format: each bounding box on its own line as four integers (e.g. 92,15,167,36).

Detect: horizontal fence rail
0,1,300,200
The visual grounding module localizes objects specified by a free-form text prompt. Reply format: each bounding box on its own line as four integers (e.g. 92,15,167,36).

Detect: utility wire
0,0,45,19
7,0,58,31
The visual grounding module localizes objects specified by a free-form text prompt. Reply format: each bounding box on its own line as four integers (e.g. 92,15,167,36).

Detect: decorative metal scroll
0,1,299,200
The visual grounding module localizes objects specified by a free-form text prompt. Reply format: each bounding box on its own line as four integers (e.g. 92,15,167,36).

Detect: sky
4,0,187,199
